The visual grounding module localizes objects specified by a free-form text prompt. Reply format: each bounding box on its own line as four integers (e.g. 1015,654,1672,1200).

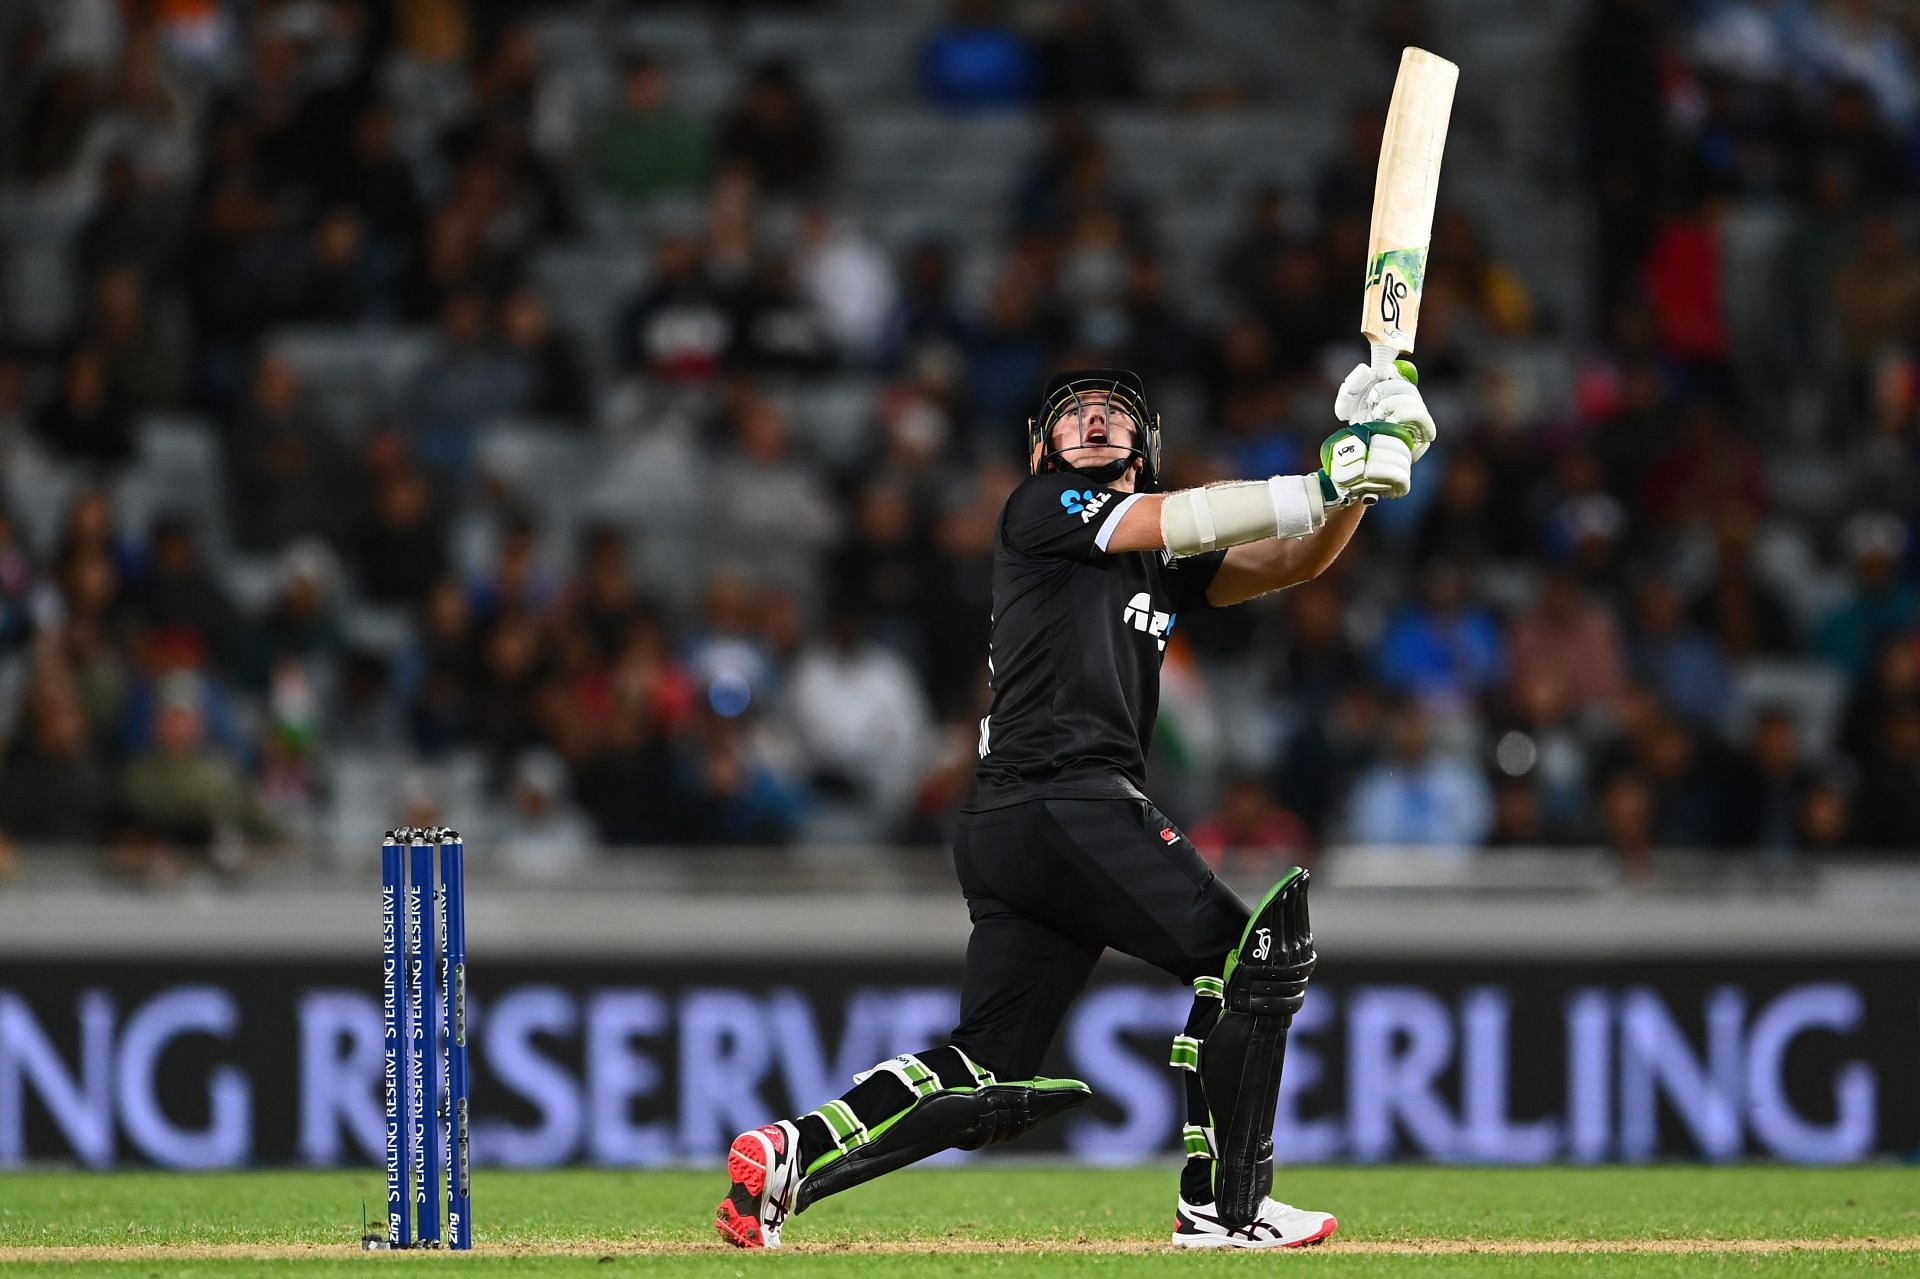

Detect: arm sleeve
1164,550,1227,612
1001,473,1140,560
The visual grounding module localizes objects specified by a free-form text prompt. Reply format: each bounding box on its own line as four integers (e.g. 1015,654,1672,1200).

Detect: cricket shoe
1170,1196,1338,1249
715,1120,801,1249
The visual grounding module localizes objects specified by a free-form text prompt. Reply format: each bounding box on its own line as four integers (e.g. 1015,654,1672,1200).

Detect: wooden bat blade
1361,47,1458,361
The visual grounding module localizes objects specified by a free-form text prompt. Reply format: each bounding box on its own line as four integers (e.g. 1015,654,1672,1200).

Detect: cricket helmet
1027,367,1163,490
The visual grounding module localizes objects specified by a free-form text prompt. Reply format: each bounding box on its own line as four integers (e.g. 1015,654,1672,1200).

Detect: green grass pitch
2,1166,1916,1276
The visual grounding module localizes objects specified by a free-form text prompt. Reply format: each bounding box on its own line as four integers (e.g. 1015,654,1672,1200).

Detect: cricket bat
1361,47,1458,376
1355,47,1456,504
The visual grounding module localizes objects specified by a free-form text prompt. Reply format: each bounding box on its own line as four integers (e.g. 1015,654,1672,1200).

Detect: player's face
1048,391,1139,479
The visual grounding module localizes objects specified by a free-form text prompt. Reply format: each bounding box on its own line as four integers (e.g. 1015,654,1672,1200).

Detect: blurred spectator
1189,773,1312,871
406,577,480,755
1106,251,1200,380
84,25,194,190
474,514,557,624
716,60,832,194
734,252,835,374
679,709,809,845
290,206,382,321
1642,196,1731,368
617,234,737,380
469,608,547,765
1429,208,1536,337
499,285,591,421
919,0,1038,113
1815,513,1917,679
1316,109,1386,225
1799,1,1917,129
1642,399,1767,531
1376,561,1505,709
411,289,531,470
586,54,709,204
0,674,113,846
1488,667,1594,840
796,206,898,365
1277,680,1386,835
1035,0,1142,106
348,451,449,605
1217,186,1296,303
1853,701,1920,849
572,614,699,845
1345,699,1494,849
1796,776,1855,851
35,349,134,466
1269,581,1368,720
1486,777,1549,848
132,516,242,673
241,540,345,693
88,266,180,413
964,265,1057,433
14,63,95,184
829,477,936,659
917,458,1010,714
497,747,596,878
782,606,932,843
1629,575,1735,729
336,102,425,257
705,389,840,590
1691,505,1797,658
75,151,175,280
226,356,352,553
1600,770,1656,874
1597,691,1732,849
569,525,644,657
1722,707,1817,855
0,17,53,181
0,510,37,656
116,671,278,869
1015,113,1142,240
1829,213,1920,403
1507,571,1627,715
1415,450,1522,569
1840,634,1920,762
684,573,782,720
886,239,972,368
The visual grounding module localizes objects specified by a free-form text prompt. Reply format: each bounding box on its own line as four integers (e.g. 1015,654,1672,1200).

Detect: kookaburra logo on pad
1122,592,1174,651
1252,928,1272,961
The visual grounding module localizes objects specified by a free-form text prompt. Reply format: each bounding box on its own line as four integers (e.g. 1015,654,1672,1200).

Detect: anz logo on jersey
1122,591,1175,651
1060,488,1113,524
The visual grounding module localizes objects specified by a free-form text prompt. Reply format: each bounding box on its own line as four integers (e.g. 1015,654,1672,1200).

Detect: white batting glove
1333,362,1382,424
1333,360,1437,462
1318,422,1414,508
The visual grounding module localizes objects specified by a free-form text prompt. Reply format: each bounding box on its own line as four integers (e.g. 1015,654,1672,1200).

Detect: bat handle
1359,342,1404,505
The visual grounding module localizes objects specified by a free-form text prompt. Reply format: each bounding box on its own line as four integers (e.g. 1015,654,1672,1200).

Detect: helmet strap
1066,456,1133,484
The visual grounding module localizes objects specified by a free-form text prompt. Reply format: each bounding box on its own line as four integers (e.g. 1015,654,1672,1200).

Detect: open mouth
1086,428,1109,446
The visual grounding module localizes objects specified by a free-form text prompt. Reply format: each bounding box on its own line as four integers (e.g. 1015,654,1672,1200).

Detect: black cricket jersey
969,471,1225,809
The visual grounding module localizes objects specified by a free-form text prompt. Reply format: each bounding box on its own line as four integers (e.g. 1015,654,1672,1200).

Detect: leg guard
1170,974,1223,1204
1199,867,1315,1227
794,1063,1091,1213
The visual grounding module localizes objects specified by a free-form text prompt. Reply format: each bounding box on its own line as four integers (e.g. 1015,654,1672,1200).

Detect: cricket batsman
716,362,1435,1249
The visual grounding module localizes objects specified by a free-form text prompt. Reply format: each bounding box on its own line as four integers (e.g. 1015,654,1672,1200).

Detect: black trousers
947,796,1251,1080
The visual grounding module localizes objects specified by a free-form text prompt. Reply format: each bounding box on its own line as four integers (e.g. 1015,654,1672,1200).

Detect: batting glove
1318,421,1415,508
1333,359,1436,462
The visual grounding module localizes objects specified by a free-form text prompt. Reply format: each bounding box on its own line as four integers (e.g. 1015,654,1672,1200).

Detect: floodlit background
0,0,1914,1171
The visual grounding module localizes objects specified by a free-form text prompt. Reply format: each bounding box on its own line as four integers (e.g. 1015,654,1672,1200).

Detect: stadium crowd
0,0,1915,881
